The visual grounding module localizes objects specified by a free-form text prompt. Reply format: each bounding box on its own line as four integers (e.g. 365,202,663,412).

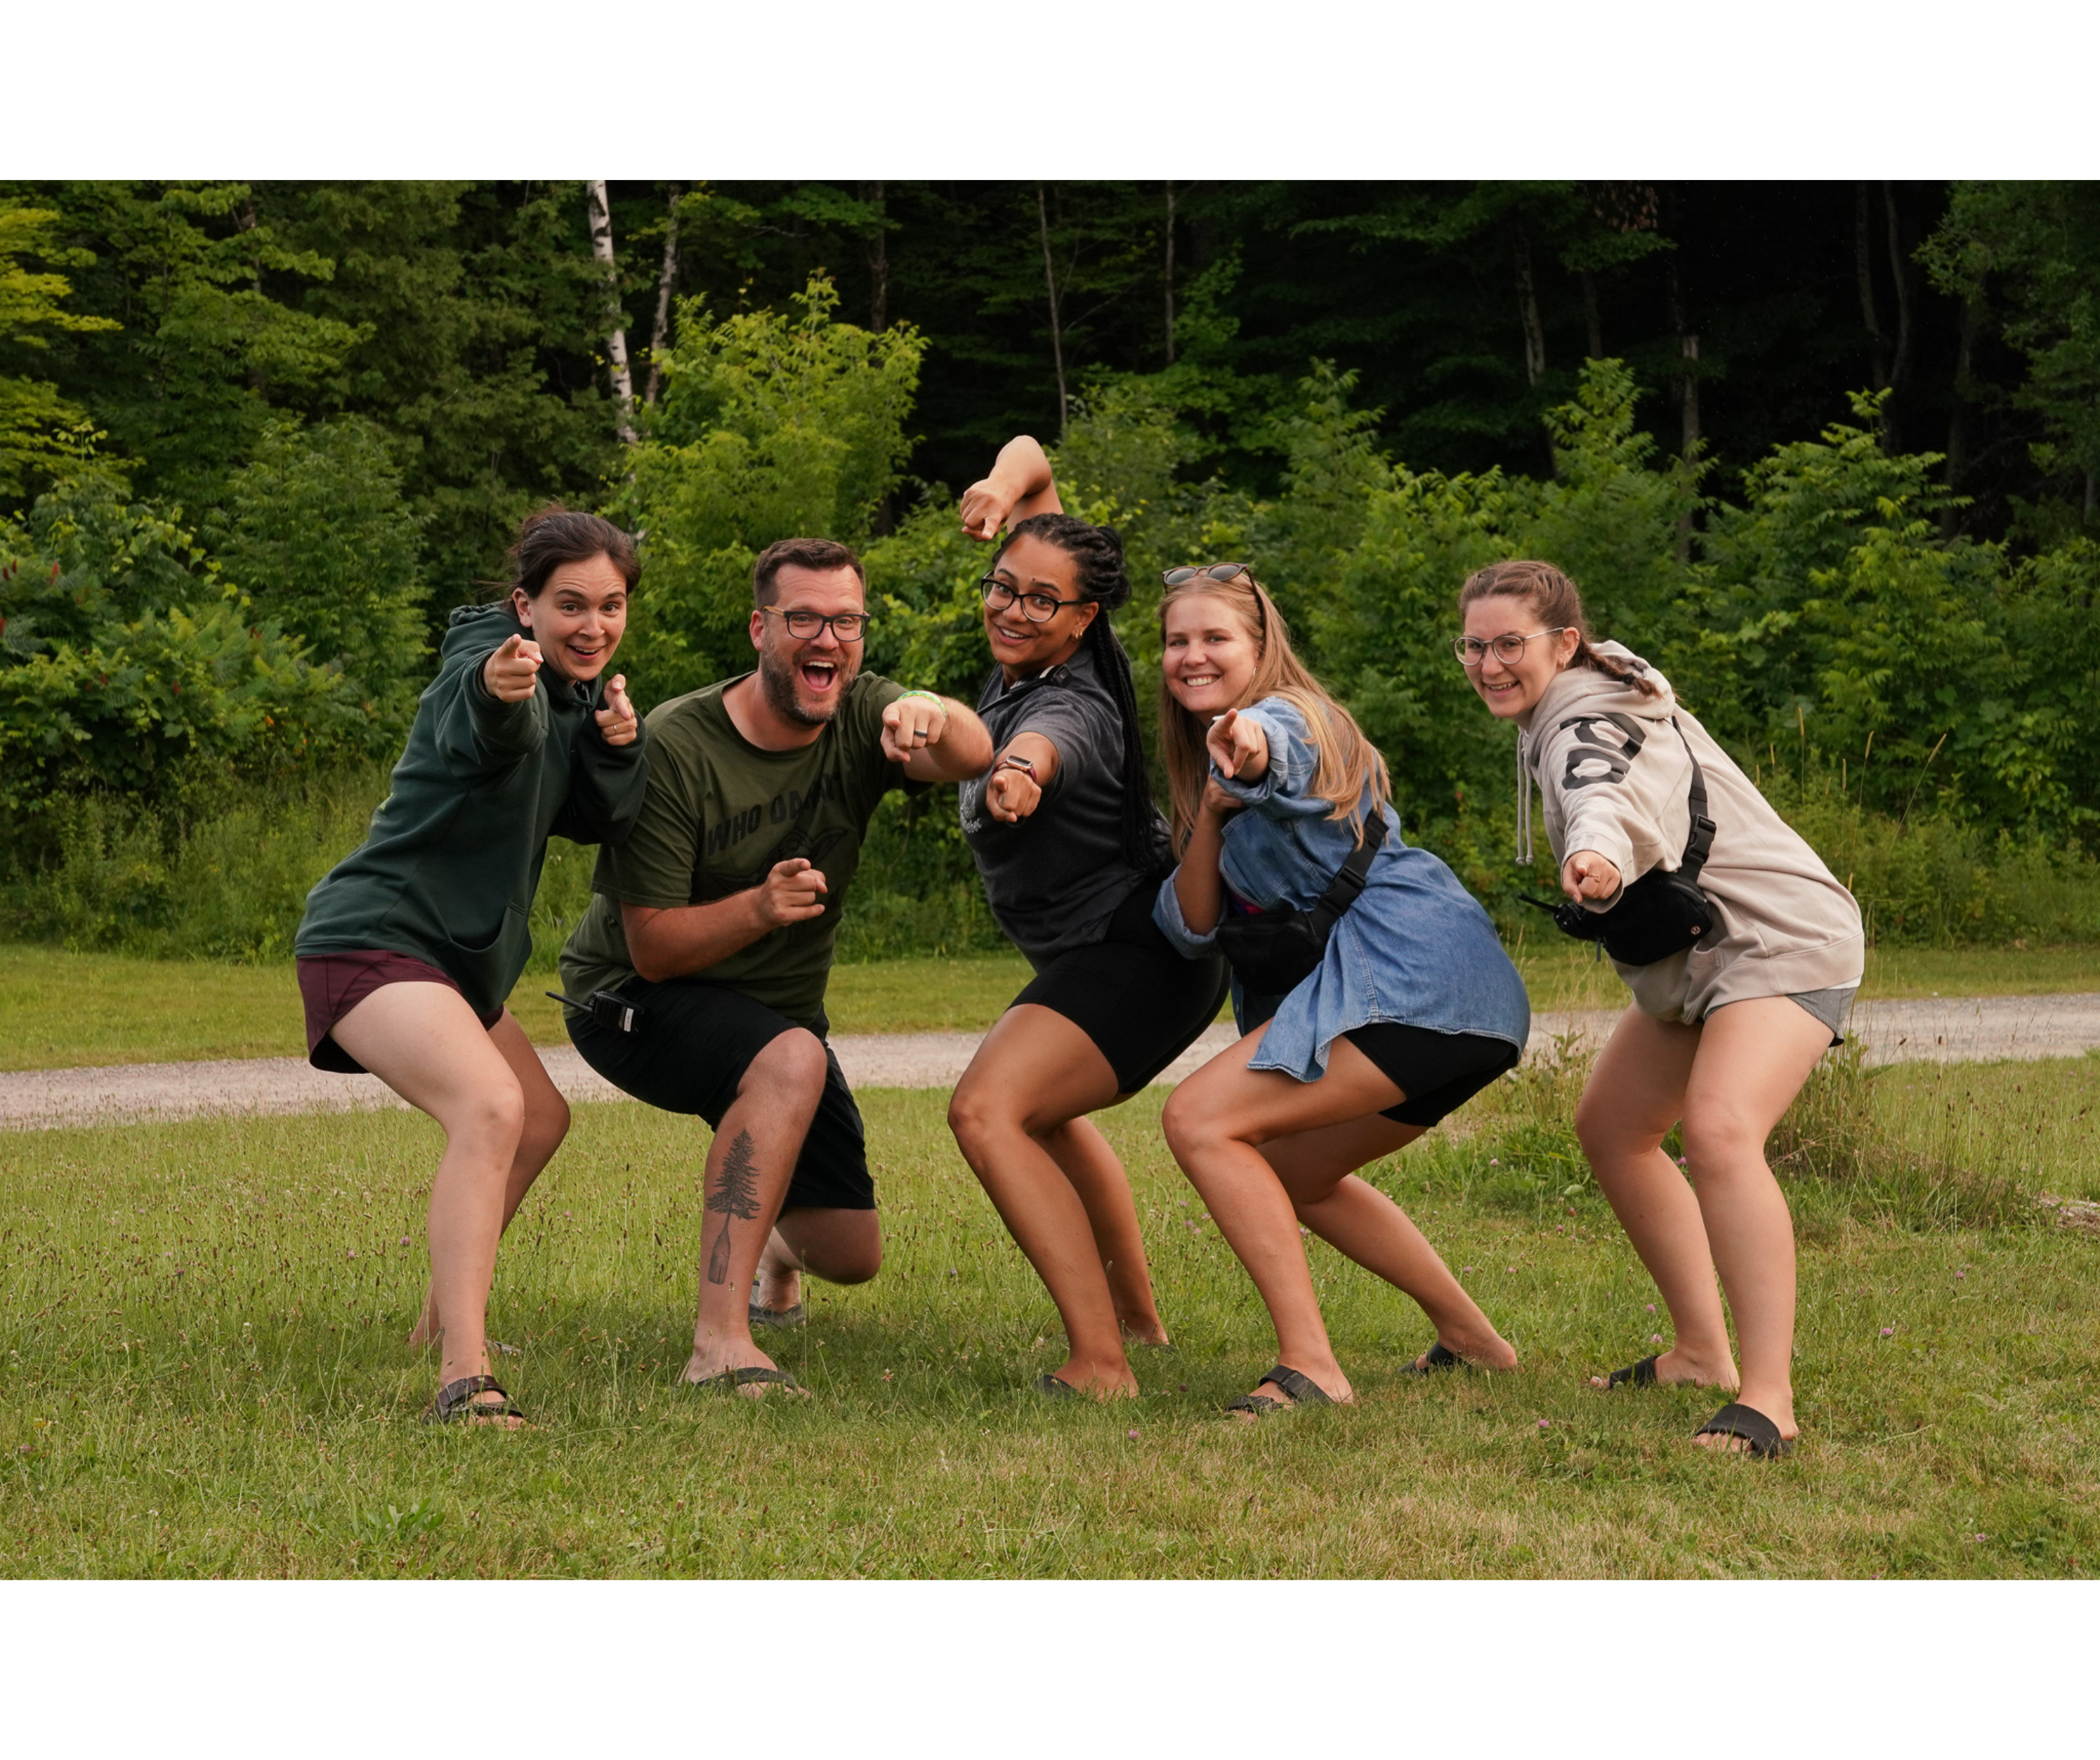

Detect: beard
757,637,858,727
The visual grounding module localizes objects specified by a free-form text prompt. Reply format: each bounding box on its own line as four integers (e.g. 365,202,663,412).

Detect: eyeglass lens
980,579,1063,622
783,610,867,640
1163,563,1250,587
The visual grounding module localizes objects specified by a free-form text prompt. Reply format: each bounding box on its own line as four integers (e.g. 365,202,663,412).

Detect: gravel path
4,993,2097,1133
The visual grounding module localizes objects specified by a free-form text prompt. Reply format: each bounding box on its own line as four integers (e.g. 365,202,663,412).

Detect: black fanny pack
1525,715,1717,968
1214,816,1382,998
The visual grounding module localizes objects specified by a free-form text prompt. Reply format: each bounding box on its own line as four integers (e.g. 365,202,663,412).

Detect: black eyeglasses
979,575,1084,624
763,606,871,643
1162,562,1252,588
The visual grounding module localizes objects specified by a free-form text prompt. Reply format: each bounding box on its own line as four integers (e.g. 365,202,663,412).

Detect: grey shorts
1708,984,1858,1047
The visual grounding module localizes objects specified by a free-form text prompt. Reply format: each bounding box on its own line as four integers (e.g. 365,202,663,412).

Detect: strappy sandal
1222,1363,1335,1418
422,1373,525,1426
1401,1341,1465,1375
748,1301,806,1329
687,1365,807,1397
1601,1354,1660,1390
1694,1401,1794,1459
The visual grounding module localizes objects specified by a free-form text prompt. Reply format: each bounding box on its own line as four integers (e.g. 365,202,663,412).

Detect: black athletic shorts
1344,1023,1522,1128
567,979,874,1212
1011,885,1232,1094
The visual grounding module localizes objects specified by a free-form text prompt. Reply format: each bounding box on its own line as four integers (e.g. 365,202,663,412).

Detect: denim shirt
1154,696,1530,1083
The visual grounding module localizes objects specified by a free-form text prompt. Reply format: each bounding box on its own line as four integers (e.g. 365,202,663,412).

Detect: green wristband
897,690,943,706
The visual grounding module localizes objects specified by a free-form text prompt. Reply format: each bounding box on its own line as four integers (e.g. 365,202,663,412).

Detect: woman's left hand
595,674,639,747
1561,849,1621,903
1201,777,1242,820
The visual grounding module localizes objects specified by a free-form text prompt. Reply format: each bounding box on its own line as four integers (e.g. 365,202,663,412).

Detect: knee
746,1028,828,1109
1575,1085,1658,1159
946,1078,1009,1158
828,1232,883,1285
457,1077,525,1154
521,1092,570,1164
1679,1101,1756,1175
1160,1083,1229,1163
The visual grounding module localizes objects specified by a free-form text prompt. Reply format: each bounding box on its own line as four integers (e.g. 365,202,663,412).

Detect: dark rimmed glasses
1452,627,1571,667
763,606,872,643
979,575,1084,624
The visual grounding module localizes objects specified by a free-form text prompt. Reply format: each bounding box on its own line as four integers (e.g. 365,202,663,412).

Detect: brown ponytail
1457,559,1660,698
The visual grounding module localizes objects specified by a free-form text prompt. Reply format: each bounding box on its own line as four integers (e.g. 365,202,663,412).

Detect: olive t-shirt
559,670,912,1026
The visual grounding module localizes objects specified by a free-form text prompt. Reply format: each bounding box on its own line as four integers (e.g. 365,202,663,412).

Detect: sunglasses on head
1162,562,1252,588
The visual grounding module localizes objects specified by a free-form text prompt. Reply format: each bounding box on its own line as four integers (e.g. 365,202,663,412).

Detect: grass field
3,1047,2095,1578
6,940,2100,1072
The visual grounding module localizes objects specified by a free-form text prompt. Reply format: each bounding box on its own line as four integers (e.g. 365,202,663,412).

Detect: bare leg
1043,1116,1170,1346
947,1005,1146,1398
330,983,530,1426
1161,1030,1424,1411
1260,1115,1517,1370
1679,998,1832,1448
1573,1007,1734,1389
753,1205,883,1312
407,1009,569,1348
685,1029,828,1395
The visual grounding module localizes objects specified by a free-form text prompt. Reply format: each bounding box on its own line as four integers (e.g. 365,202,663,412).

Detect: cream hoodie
1517,642,1864,1024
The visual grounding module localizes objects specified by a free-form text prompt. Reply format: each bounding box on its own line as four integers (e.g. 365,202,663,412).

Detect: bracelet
897,689,943,706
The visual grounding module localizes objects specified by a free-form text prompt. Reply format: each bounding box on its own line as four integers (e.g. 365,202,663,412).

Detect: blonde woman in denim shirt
1151,567,1531,1418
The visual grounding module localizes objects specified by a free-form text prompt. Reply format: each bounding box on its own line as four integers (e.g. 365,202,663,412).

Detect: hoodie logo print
1557,713,1646,790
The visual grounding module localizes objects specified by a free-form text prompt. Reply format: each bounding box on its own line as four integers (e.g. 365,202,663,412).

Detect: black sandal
688,1366,806,1396
1222,1363,1335,1418
1401,1341,1465,1375
748,1301,806,1330
1034,1373,1078,1398
1602,1354,1660,1391
422,1373,525,1425
1694,1401,1794,1459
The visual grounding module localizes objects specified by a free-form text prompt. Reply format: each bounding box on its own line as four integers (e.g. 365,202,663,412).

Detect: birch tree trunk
1037,184,1068,438
643,184,681,407
1514,227,1545,386
586,179,638,446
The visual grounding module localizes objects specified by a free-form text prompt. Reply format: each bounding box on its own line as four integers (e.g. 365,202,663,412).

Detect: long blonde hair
1157,570,1390,849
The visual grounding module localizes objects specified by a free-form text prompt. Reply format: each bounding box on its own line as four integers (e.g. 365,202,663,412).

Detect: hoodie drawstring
1515,732,1534,867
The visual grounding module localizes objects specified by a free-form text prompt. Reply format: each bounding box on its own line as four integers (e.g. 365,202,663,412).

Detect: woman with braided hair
945,437,1229,1401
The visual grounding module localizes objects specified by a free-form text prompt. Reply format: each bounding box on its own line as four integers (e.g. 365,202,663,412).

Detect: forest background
1,179,2096,966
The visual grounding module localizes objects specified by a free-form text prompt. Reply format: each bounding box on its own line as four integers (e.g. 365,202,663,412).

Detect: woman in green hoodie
295,508,648,1426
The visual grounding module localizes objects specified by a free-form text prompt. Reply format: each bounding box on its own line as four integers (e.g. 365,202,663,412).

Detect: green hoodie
295,601,649,1016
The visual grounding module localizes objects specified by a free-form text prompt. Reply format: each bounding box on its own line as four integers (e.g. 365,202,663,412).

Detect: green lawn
3,1053,2095,1578
6,940,2100,1073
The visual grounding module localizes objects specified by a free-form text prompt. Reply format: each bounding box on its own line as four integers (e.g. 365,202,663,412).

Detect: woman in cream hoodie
1459,560,1863,1459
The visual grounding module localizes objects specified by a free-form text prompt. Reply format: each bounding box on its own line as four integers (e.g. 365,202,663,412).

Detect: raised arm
959,434,1064,541
881,693,995,782
1170,780,1239,935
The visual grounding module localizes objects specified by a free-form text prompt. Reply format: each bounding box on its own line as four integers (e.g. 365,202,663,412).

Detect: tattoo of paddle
703,1129,763,1285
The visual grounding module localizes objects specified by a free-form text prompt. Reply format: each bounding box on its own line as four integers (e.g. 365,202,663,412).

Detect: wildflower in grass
1881,1326,1896,1336
1645,1303,1656,1312
1127,1428,1139,1439
1537,1418,1550,1430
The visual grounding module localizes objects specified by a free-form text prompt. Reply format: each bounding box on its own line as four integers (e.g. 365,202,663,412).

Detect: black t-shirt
959,637,1169,966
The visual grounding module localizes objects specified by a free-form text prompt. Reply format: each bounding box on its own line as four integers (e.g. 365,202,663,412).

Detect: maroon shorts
297,950,505,1074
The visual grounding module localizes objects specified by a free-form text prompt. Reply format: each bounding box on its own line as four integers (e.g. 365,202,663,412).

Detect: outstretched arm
1171,780,1242,936
959,434,1063,540
882,694,996,782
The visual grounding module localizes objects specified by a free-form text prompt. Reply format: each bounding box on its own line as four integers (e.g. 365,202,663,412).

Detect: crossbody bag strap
1308,812,1385,934
1670,717,1716,884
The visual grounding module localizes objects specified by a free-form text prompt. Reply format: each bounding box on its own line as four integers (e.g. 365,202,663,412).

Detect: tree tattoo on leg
704,1129,763,1286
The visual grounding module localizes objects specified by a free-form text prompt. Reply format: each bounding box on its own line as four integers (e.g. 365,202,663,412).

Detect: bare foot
1119,1318,1172,1349
1228,1363,1354,1421
1409,1323,1518,1373
751,1233,803,1315
680,1343,808,1400
1049,1353,1140,1401
1692,1393,1797,1454
1589,1343,1737,1391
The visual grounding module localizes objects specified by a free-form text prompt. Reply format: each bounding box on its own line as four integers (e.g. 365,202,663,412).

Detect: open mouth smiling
800,657,841,692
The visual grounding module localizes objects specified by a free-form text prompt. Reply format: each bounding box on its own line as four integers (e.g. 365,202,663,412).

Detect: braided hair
993,512,1172,876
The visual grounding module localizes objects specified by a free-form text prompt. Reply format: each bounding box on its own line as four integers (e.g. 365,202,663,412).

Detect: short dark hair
510,507,640,599
752,537,865,606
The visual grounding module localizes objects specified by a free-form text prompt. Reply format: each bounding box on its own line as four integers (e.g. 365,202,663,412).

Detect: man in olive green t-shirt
560,537,991,1396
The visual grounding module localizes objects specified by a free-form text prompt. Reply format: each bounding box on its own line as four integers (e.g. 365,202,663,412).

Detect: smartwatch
994,755,1038,779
